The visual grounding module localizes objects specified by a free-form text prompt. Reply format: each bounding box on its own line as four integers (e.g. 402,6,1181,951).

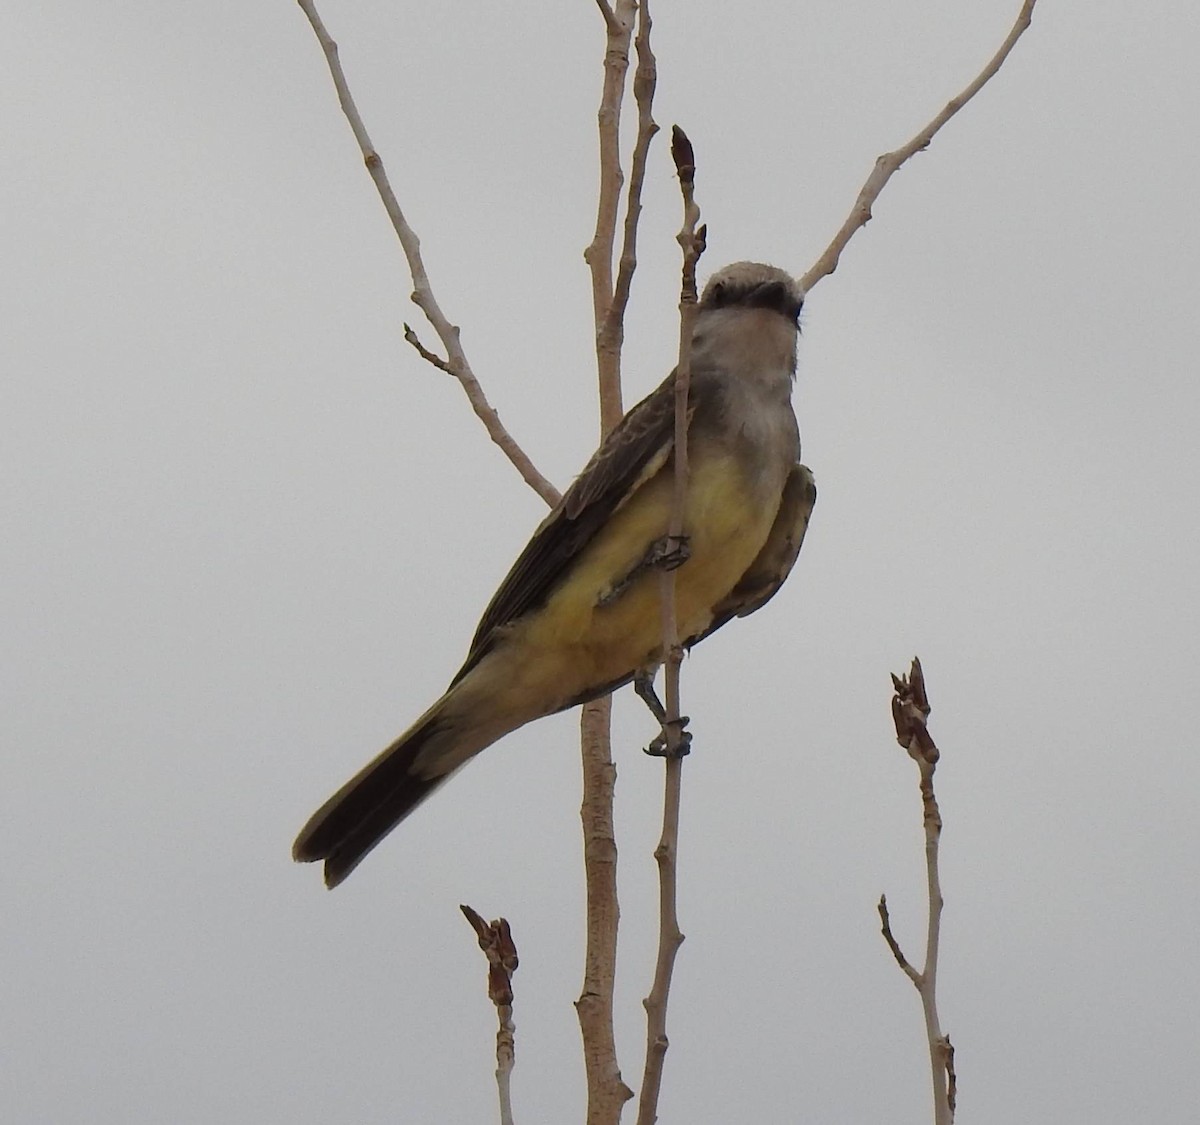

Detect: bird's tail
292,695,463,888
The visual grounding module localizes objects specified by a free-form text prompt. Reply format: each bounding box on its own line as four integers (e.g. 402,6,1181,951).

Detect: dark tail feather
293,712,450,888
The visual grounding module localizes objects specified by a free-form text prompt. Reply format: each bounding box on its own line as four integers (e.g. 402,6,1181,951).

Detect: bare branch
576,697,635,1124
575,5,642,1123
799,0,1038,293
461,905,520,1125
296,0,560,507
583,0,639,430
636,124,705,1125
881,657,954,1125
599,0,660,388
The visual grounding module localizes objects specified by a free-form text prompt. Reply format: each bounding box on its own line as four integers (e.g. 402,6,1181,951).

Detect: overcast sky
5,2,1199,1122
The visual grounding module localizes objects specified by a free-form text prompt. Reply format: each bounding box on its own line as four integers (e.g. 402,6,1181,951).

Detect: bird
293,261,816,887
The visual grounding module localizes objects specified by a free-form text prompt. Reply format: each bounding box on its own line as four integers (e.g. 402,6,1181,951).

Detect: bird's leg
640,535,692,756
634,669,692,758
634,669,667,722
596,535,692,608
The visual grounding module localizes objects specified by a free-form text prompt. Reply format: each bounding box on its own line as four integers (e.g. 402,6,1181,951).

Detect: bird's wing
451,374,682,684
687,463,816,646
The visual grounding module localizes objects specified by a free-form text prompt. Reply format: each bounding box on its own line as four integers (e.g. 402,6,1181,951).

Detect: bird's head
700,262,804,326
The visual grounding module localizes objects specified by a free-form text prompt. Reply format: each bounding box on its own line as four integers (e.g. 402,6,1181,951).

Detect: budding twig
460,905,520,1125
879,657,955,1125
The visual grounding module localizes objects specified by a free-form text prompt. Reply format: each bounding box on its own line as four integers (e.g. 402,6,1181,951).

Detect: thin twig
402,324,455,375
296,0,560,506
799,0,1038,294
460,905,520,1125
877,894,920,985
880,658,954,1125
635,125,704,1125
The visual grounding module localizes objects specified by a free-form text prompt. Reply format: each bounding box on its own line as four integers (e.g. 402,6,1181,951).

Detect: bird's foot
647,533,691,572
645,717,692,758
595,535,692,608
634,671,692,757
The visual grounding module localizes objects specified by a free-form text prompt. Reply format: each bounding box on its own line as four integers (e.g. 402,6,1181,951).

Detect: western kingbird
294,261,816,887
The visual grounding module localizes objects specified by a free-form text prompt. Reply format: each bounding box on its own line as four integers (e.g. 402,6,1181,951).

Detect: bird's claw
648,534,691,572
596,535,692,608
644,716,692,758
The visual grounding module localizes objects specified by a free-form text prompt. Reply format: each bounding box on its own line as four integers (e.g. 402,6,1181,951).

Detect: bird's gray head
699,262,804,326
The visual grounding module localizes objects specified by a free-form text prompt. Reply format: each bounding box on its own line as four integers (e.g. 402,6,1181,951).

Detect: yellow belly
480,451,779,721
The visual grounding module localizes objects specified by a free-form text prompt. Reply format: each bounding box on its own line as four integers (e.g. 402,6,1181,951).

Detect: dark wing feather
450,373,680,685
687,463,816,647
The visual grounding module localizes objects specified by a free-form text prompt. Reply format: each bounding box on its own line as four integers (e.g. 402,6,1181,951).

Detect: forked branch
296,0,559,506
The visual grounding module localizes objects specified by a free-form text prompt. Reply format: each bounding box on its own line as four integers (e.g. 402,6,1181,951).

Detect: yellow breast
490,451,780,717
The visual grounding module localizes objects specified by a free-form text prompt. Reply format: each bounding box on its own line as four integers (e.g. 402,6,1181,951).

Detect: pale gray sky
5,2,1199,1122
